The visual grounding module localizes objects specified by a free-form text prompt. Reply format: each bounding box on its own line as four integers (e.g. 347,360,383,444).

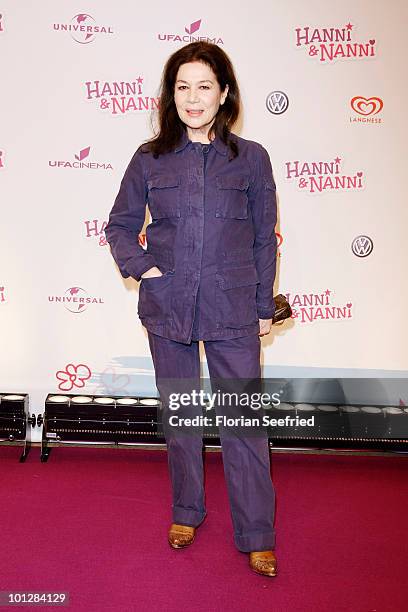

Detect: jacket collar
174,129,229,156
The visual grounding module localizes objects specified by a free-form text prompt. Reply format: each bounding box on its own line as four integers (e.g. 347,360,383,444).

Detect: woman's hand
259,318,273,336
141,266,163,279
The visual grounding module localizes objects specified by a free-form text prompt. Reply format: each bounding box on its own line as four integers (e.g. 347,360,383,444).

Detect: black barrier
35,378,408,459
158,377,408,450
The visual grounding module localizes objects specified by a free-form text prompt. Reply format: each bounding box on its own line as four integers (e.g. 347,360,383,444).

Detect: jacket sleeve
104,147,157,282
249,144,278,319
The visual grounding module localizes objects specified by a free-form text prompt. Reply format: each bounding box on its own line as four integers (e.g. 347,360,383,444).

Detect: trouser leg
147,331,205,527
204,334,276,552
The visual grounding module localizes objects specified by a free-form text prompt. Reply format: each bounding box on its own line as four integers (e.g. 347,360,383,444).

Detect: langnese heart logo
351,96,383,116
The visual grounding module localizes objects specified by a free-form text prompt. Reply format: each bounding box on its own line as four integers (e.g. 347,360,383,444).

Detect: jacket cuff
124,254,157,282
257,306,275,320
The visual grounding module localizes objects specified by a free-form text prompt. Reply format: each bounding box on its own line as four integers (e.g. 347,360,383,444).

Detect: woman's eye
176,85,210,91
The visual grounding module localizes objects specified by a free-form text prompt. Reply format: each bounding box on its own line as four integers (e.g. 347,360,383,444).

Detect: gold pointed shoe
249,551,278,577
168,524,196,549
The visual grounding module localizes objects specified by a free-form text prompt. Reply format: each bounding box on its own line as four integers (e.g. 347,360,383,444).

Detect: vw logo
266,91,289,115
351,235,374,257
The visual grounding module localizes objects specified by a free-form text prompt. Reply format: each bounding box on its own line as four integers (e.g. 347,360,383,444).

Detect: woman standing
105,41,278,577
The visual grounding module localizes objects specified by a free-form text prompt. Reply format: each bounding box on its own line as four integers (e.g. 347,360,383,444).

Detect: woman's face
174,61,228,141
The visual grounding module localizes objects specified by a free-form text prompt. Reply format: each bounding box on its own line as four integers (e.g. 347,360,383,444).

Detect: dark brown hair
144,41,241,158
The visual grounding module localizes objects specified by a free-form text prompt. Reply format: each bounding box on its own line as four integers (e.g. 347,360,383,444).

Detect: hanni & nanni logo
295,23,377,63
287,289,353,324
285,157,364,194
84,219,107,246
83,221,148,249
84,77,159,115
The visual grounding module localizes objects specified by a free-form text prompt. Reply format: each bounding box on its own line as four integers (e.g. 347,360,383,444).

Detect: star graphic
136,76,144,84
334,157,341,164
325,289,331,296
346,23,353,30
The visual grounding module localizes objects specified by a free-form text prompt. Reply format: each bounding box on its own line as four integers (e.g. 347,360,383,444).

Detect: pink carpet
0,445,407,611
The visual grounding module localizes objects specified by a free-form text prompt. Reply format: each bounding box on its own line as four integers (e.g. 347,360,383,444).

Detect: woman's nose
187,89,200,103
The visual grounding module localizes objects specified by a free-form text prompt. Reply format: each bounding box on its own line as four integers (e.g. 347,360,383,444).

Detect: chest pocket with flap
147,175,181,219
215,175,249,219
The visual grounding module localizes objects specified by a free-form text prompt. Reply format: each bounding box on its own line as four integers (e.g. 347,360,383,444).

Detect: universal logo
266,92,289,115
286,289,353,324
0,286,5,304
285,157,364,194
350,96,383,124
351,235,373,258
48,147,113,170
84,77,159,115
157,19,224,44
53,14,113,44
48,287,104,313
295,23,377,63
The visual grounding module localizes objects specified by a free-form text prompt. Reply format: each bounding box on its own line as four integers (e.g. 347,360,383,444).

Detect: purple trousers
147,331,276,552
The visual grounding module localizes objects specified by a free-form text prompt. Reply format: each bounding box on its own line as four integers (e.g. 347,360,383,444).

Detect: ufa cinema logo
295,23,377,62
285,157,364,194
48,146,113,170
84,77,159,115
287,289,353,324
158,19,224,44
53,14,113,44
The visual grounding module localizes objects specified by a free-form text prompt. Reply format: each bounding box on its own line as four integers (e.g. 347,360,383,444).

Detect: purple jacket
105,130,278,344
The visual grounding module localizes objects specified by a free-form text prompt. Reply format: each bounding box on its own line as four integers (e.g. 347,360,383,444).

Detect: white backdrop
1,1,407,438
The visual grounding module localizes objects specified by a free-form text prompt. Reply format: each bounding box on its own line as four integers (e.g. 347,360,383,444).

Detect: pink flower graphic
56,363,92,391
185,19,201,35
